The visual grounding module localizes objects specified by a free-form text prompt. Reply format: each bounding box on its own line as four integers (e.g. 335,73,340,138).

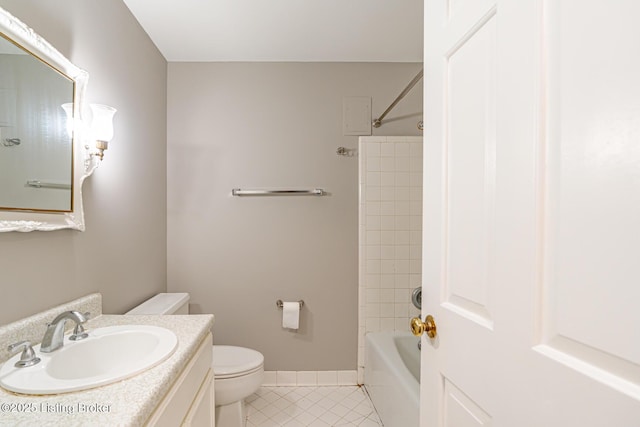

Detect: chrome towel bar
231,188,325,196
26,180,71,190
276,300,304,309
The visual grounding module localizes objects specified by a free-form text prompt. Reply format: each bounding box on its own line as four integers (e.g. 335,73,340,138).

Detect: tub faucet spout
40,311,88,353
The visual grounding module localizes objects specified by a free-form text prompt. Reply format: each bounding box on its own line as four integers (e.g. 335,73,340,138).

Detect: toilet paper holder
276,300,304,309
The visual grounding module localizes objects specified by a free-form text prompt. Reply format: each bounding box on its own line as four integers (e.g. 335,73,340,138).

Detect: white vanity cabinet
146,333,214,426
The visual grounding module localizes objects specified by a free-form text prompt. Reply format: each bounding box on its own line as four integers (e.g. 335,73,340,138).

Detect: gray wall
167,62,422,370
0,0,168,324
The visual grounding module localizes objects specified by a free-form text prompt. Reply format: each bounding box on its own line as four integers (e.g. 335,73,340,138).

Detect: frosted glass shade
90,104,117,142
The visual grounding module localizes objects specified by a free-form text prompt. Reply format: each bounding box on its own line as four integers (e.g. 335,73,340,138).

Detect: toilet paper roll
282,301,300,330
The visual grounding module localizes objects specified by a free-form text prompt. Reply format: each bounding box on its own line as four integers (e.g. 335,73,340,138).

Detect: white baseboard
262,370,359,386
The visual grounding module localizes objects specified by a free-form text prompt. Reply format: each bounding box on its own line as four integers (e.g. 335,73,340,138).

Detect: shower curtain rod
372,68,423,128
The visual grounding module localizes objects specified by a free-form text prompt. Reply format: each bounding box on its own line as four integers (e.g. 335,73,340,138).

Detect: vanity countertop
0,314,214,426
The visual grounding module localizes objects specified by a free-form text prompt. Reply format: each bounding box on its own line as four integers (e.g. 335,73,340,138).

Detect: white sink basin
0,325,178,394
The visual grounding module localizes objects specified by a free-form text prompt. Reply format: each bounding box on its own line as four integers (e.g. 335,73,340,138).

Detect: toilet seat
212,345,264,379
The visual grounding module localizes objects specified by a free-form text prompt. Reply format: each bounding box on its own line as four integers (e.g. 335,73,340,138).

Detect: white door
419,0,640,426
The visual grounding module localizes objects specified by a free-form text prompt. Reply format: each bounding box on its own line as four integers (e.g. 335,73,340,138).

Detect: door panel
421,0,640,425
535,0,640,400
445,9,496,329
421,0,498,426
443,379,492,427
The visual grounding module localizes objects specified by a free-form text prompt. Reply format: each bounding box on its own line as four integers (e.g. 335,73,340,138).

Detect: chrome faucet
40,311,88,353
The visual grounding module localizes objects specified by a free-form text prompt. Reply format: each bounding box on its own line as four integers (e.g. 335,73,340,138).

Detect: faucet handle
8,341,41,368
69,312,90,341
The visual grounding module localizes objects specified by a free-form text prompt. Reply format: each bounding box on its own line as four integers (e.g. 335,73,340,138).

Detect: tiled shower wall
358,136,423,382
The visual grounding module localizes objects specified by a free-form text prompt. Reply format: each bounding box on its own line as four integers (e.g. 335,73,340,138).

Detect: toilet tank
125,293,190,315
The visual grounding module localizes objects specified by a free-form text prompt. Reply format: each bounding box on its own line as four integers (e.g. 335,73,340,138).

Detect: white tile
330,402,352,418
337,370,358,385
410,171,422,187
263,371,277,386
380,157,395,171
366,171,381,186
277,371,297,386
410,186,422,201
380,201,395,215
396,231,410,245
396,186,411,201
395,274,409,288
395,215,411,230
395,245,410,260
410,141,423,157
365,274,380,288
261,403,282,418
410,259,422,274
396,171,411,187
410,215,422,231
380,142,395,156
380,318,395,331
365,317,380,333
366,157,381,171
395,288,410,302
296,371,318,386
395,156,411,171
396,259,410,274
380,215,394,231
316,372,338,387
366,186,381,201
380,303,394,317
410,200,422,215
410,156,422,171
395,142,411,156
380,245,395,259
295,411,318,425
380,172,395,186
271,410,293,424
380,187,395,201
380,274,395,288
410,244,422,260
365,215,381,230
395,200,411,216
365,230,380,245
380,231,394,245
395,317,411,331
366,259,380,274
409,274,421,287
366,201,381,216
381,260,394,274
395,303,409,317
365,245,381,260
366,142,381,156
318,410,341,425
366,289,380,303
379,288,394,303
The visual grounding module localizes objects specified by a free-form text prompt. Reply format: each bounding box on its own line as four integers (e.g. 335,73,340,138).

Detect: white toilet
126,293,264,427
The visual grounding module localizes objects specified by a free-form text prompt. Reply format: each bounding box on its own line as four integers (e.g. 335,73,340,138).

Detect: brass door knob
410,315,437,338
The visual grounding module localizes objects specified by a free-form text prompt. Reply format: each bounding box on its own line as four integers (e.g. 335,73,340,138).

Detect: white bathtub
365,331,420,427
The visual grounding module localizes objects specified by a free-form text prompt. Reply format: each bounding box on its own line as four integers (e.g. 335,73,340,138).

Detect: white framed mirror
0,7,96,232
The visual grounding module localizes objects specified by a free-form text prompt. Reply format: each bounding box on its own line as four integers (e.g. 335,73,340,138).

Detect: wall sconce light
89,104,117,161
62,102,117,162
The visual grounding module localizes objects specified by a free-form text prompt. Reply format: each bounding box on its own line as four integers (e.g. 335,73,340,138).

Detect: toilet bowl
126,293,264,427
213,346,264,426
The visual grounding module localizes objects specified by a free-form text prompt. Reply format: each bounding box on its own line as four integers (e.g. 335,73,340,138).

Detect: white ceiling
121,0,423,62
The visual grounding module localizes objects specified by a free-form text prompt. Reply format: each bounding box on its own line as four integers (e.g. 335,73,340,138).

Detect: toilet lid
212,345,264,378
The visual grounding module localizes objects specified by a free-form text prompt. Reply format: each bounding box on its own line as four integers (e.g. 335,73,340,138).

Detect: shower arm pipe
372,68,423,128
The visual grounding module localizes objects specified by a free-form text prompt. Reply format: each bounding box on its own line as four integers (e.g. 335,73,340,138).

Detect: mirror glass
0,7,93,232
0,34,74,212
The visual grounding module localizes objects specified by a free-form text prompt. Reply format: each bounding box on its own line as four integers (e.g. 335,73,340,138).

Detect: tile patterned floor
245,386,383,427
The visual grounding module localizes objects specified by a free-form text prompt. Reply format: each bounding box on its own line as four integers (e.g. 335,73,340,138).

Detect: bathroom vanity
0,294,215,426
